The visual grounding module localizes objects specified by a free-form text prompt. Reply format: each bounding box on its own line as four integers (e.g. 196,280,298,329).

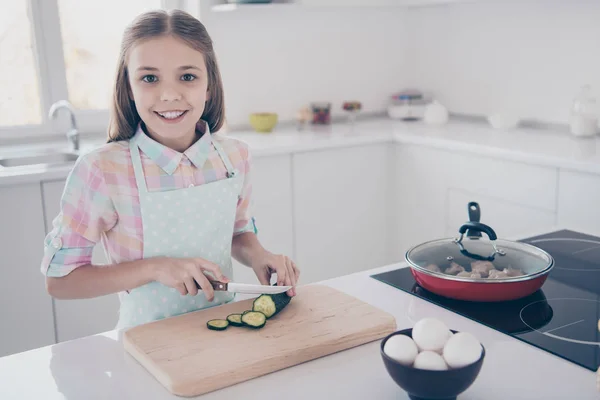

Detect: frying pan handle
458,221,497,241
466,202,482,238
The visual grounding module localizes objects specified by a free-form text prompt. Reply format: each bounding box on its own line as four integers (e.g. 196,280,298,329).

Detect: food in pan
470,261,495,278
444,262,465,275
422,261,525,280
488,269,509,279
425,264,442,273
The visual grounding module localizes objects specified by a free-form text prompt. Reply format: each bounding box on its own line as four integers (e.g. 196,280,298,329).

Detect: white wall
203,5,409,126
405,1,600,125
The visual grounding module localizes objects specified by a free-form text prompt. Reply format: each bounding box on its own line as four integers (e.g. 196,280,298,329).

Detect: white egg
413,350,449,371
412,318,451,353
443,332,482,368
384,334,419,366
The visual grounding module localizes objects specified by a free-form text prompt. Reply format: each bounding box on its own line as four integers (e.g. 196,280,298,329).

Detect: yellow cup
249,113,278,133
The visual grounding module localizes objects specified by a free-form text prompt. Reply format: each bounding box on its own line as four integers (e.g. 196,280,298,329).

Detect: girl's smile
154,110,189,123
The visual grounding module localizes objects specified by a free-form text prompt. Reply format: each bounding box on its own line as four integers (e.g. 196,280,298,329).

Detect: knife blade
196,280,292,295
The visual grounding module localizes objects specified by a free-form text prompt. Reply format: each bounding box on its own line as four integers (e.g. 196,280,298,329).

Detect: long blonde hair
107,9,225,142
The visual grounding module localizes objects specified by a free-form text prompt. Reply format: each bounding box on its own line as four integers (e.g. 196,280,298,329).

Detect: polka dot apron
115,135,244,330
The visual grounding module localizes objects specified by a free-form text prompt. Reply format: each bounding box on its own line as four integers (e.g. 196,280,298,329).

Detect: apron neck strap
211,138,237,177
129,139,148,193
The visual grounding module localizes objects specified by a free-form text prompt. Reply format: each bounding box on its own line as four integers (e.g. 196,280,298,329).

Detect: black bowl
380,328,485,400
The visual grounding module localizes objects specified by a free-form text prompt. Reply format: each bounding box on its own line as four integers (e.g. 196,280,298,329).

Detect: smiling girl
40,9,299,330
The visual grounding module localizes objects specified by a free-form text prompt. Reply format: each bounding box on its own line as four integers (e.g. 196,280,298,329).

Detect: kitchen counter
2,116,600,187
1,260,597,400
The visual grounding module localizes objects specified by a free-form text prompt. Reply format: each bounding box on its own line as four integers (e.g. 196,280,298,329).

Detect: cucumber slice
241,311,267,329
207,319,229,331
226,313,243,327
252,292,291,319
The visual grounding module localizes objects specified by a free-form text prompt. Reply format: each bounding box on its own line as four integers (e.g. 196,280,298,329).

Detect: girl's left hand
252,252,300,296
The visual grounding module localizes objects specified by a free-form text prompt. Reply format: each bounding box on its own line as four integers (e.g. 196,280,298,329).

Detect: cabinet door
393,144,448,262
293,144,391,283
557,170,600,234
0,183,55,356
232,154,294,285
41,180,119,342
445,189,557,239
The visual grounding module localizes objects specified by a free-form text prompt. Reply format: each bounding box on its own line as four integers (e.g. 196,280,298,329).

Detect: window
0,1,42,126
57,0,162,110
0,0,197,141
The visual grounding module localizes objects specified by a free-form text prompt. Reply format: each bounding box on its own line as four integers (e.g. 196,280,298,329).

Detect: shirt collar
132,120,213,175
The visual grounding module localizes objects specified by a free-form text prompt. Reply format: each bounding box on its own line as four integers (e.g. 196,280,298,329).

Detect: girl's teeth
159,111,184,119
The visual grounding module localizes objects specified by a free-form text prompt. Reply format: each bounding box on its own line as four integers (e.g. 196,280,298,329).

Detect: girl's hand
252,252,300,296
150,257,229,301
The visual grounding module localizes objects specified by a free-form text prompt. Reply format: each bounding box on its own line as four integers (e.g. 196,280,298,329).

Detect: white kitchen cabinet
445,189,557,239
393,144,449,261
293,144,392,284
557,170,600,234
232,154,294,285
393,143,559,261
0,183,56,357
41,180,119,343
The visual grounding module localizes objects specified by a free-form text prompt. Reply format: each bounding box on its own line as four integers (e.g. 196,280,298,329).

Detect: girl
40,9,299,330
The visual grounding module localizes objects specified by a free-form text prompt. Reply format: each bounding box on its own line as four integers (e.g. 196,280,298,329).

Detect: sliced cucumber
252,292,291,319
226,313,243,327
241,311,267,329
242,310,252,316
207,319,229,331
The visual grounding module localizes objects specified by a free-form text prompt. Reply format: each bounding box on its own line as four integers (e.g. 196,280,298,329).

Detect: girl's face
127,35,209,152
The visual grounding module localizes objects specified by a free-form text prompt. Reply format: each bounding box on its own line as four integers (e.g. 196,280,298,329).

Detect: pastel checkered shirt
41,121,257,278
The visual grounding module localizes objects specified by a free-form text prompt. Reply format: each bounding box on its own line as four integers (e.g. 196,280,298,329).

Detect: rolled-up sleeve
41,155,117,277
233,145,258,236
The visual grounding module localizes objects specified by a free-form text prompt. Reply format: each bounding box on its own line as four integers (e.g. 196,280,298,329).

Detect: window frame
0,0,199,142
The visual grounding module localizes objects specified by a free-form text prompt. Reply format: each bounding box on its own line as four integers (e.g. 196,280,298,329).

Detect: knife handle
195,280,227,291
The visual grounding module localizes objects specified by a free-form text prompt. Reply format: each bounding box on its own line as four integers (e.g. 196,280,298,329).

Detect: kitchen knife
196,280,292,295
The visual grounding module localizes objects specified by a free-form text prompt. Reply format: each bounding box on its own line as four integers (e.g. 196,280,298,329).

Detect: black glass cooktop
371,229,600,372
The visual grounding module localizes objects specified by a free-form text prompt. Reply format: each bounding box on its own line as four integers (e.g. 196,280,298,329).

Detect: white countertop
2,116,600,187
1,260,598,400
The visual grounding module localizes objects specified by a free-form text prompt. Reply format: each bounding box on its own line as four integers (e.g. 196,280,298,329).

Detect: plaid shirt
41,121,257,278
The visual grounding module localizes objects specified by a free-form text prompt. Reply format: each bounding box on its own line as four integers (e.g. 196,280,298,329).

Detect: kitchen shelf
211,2,297,12
211,0,481,12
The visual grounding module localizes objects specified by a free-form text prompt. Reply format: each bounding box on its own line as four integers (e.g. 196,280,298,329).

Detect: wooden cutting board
123,284,397,397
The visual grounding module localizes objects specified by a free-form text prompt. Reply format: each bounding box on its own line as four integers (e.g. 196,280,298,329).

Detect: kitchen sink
0,151,80,168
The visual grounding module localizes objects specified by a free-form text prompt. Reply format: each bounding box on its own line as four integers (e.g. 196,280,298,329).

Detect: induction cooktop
371,229,600,372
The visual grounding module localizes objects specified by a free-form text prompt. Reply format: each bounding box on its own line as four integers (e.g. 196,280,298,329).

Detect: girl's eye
142,75,158,83
181,74,196,82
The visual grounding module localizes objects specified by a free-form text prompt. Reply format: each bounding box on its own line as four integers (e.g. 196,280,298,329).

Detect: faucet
49,100,79,152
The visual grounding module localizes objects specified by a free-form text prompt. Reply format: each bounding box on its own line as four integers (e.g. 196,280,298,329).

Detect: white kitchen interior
1,0,600,399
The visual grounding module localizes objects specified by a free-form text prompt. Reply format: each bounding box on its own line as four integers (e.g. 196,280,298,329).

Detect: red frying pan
404,202,554,302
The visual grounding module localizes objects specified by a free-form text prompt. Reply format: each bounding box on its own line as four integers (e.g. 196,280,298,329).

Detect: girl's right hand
150,257,229,301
